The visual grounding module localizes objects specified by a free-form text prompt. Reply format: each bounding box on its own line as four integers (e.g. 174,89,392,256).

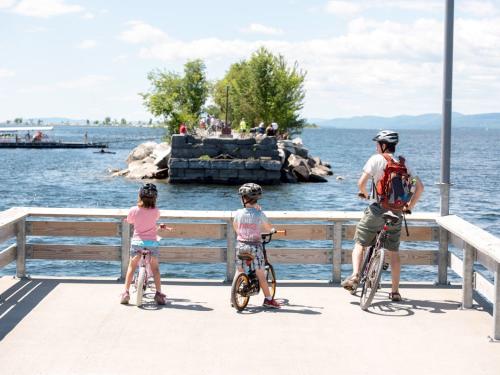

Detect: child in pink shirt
120,183,169,305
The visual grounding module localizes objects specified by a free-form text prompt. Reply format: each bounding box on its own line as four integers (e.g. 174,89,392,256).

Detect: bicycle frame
135,250,154,291
358,213,399,310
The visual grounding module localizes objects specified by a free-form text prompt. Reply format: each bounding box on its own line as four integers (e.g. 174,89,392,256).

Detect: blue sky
1,0,499,122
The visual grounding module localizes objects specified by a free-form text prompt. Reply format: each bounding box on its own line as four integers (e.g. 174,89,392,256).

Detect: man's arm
357,172,371,198
407,177,424,211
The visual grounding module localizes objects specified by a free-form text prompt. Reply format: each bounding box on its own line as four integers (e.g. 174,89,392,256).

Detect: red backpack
375,154,413,210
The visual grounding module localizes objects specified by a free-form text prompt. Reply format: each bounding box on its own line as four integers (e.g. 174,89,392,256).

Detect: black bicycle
358,211,400,310
230,229,286,311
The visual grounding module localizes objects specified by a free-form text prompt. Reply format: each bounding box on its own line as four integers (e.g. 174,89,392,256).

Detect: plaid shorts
353,203,403,251
236,242,265,270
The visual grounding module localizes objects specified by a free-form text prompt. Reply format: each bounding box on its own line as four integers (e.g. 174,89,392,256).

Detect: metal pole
440,0,454,217
225,85,229,130
437,0,454,285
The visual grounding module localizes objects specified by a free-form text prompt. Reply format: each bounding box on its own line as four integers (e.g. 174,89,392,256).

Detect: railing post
16,218,26,278
438,227,449,284
493,263,500,341
331,222,342,284
120,220,131,280
462,243,474,309
226,219,236,282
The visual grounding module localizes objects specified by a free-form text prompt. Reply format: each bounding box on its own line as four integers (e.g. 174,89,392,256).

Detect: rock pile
112,135,333,184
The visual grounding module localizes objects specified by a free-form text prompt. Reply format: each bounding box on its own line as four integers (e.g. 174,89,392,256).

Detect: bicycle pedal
382,263,389,271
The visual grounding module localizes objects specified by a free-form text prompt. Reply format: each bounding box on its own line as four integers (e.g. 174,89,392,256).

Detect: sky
0,0,499,122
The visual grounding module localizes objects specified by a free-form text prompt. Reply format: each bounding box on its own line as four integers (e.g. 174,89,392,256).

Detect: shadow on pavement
0,278,58,341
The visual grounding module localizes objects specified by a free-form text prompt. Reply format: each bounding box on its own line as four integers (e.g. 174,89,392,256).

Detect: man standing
341,130,424,301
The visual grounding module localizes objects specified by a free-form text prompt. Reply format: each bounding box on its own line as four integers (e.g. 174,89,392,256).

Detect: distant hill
312,113,500,129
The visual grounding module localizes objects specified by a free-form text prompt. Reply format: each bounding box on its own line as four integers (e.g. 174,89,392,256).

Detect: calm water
1,126,499,281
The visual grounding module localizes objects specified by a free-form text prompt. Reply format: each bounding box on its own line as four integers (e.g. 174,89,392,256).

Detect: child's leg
124,255,141,291
255,269,271,298
150,256,162,292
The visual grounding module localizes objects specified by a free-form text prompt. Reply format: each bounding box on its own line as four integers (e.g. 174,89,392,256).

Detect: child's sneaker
120,291,130,305
154,291,167,305
263,298,281,309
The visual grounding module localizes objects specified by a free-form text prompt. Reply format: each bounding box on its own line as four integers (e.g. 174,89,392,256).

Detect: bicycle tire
356,247,373,296
136,266,147,307
230,273,250,311
360,248,385,311
266,264,277,299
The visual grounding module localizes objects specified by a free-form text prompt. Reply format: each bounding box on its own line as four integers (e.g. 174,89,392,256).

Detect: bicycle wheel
135,266,147,307
230,273,250,311
360,248,385,311
266,264,277,299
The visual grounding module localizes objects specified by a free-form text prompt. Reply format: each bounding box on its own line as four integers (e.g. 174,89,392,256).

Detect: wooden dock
1,207,500,374
0,141,108,149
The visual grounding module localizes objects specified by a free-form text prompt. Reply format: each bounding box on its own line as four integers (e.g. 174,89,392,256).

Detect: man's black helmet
139,183,158,198
238,183,262,200
372,130,399,144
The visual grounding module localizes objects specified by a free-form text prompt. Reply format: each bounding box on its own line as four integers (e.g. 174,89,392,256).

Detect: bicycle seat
382,211,400,224
237,253,255,261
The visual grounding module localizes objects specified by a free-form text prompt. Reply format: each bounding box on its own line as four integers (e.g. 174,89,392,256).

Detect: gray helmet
139,183,157,198
238,183,262,200
372,130,399,144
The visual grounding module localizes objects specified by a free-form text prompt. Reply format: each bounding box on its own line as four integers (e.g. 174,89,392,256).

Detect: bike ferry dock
1,207,500,374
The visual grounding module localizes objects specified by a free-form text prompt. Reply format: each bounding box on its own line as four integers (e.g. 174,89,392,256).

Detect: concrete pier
1,277,499,375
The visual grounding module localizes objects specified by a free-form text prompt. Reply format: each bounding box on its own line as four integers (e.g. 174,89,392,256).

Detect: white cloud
25,26,49,33
76,39,97,49
0,68,15,78
240,23,284,35
0,0,16,9
112,54,128,63
57,74,110,89
120,14,500,116
119,20,168,44
325,1,361,15
13,0,84,18
82,11,95,19
459,1,498,17
325,0,443,16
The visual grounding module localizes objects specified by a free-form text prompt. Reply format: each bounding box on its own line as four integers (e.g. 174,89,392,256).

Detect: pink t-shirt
126,206,160,241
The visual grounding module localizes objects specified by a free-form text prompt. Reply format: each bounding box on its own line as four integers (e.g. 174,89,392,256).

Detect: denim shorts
130,240,160,258
353,203,403,251
236,242,265,270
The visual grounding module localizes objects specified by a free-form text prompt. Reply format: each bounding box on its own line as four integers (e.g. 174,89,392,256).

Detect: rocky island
113,135,333,184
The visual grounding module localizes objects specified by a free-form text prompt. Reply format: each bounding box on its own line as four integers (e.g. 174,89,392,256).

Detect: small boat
0,127,108,149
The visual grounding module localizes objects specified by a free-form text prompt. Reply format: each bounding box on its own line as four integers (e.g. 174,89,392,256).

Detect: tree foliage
141,59,209,135
213,47,306,134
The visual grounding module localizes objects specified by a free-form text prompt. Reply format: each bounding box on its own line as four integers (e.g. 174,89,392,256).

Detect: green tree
103,117,111,125
213,47,306,135
120,118,127,125
141,59,209,135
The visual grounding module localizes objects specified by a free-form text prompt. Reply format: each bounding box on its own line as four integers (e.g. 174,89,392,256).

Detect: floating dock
0,141,108,149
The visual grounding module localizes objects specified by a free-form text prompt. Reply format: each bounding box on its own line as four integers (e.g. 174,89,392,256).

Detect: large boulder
126,142,158,163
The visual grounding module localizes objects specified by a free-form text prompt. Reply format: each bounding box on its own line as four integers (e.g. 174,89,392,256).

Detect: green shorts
353,203,403,251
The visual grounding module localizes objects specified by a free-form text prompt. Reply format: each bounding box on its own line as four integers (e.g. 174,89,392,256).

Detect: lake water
1,125,499,281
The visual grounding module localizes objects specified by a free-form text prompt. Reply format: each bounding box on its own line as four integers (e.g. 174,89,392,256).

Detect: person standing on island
179,123,187,135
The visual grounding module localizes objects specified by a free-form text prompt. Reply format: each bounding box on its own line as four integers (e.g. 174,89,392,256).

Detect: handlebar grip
357,192,367,199
276,230,287,235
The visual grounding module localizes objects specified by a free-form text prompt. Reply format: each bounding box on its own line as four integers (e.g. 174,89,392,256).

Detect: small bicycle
358,211,400,310
230,229,286,311
133,248,156,307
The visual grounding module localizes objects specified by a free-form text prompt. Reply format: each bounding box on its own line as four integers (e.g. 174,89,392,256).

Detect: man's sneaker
154,291,167,305
263,298,281,309
341,274,359,293
120,291,130,305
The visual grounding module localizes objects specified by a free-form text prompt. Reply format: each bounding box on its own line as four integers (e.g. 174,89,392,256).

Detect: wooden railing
0,207,499,339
